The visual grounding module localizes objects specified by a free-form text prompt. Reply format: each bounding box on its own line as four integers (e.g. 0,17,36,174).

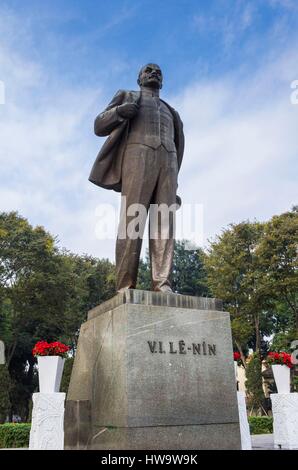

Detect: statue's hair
137,63,162,88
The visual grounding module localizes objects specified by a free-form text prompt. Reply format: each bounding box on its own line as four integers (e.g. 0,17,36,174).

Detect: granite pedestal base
30,393,65,450
271,393,298,450
65,289,241,449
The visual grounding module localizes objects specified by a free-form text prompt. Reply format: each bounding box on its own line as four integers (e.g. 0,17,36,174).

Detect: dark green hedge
248,416,273,434
0,423,31,448
0,417,272,447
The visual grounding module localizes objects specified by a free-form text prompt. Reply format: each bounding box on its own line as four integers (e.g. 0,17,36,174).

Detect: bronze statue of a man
89,63,184,292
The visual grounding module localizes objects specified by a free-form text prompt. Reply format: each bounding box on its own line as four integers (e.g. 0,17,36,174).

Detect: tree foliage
172,240,210,296
0,207,296,419
0,364,11,423
0,212,116,420
256,209,298,336
204,221,269,359
60,357,74,394
245,354,266,415
137,240,209,296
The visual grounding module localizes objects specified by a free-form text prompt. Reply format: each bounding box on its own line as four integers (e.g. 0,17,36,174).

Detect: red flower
266,351,293,369
233,352,241,361
32,340,70,358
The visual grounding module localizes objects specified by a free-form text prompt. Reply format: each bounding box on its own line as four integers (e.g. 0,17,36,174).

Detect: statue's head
137,63,163,89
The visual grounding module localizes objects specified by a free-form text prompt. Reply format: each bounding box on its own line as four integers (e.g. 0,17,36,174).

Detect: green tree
0,212,65,366
60,357,74,394
256,209,298,338
0,364,11,423
137,257,151,290
172,240,209,296
0,212,116,419
204,222,271,361
137,240,209,296
268,300,297,352
245,354,267,415
57,253,116,350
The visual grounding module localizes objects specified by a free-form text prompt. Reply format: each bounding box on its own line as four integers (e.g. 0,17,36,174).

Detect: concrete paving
251,433,275,450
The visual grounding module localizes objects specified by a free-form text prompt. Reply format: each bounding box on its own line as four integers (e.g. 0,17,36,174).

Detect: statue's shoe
154,285,173,294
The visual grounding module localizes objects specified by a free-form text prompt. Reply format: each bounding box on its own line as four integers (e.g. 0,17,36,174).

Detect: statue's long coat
89,89,185,193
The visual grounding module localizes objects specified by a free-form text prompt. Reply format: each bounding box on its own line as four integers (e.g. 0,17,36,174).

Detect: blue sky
3,0,298,93
0,0,298,258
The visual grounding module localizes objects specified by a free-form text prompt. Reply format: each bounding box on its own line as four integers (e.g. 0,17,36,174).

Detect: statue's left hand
117,103,139,119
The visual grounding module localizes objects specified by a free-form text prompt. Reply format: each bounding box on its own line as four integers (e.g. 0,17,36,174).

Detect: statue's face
138,64,163,89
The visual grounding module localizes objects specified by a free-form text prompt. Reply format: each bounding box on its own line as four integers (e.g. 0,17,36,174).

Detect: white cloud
0,6,297,261
169,48,298,247
0,8,119,259
193,0,256,50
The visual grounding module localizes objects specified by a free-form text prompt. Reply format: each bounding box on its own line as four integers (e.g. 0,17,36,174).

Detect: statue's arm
94,90,126,136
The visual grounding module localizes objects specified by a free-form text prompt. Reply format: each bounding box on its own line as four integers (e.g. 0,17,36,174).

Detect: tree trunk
6,338,18,367
254,313,261,358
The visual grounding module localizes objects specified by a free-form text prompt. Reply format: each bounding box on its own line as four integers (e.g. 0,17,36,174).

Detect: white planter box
37,356,65,393
272,364,290,394
29,393,65,449
271,393,298,449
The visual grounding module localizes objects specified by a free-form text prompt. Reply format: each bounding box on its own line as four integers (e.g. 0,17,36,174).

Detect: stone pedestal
65,289,241,449
237,391,252,450
271,393,298,450
29,393,65,450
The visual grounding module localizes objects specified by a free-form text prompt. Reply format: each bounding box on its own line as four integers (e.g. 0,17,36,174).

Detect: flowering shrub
267,351,293,369
32,341,69,358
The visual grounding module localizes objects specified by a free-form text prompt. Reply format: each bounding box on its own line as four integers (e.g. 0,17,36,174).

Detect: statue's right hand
117,103,139,119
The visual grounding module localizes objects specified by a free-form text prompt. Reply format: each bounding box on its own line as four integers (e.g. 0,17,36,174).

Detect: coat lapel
89,90,184,192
